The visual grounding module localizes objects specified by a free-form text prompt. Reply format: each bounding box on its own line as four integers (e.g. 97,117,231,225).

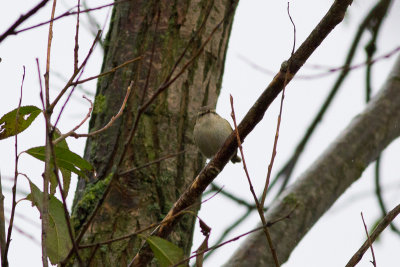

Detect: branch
269,0,393,198
0,171,5,266
346,204,400,267
360,212,376,266
3,66,26,267
173,207,296,267
13,1,126,35
230,96,279,266
52,95,93,145
41,1,58,265
0,0,50,43
129,1,354,266
225,54,400,266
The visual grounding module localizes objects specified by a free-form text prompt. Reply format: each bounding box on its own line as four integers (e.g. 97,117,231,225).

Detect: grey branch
224,54,400,266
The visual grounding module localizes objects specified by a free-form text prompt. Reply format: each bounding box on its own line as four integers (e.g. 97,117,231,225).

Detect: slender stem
360,212,376,266
346,204,400,267
0,171,5,266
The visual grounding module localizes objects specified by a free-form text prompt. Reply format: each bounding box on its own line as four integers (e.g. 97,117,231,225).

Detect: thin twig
209,183,259,210
15,1,127,35
230,96,280,267
73,81,132,138
361,212,377,266
71,56,142,86
52,46,96,130
74,0,80,72
345,204,400,267
0,0,50,43
374,157,400,235
260,2,295,207
3,66,26,267
119,150,186,175
52,95,93,145
49,30,102,112
78,184,222,249
201,208,252,263
41,1,58,265
240,45,400,80
172,206,296,267
3,215,40,246
0,171,5,266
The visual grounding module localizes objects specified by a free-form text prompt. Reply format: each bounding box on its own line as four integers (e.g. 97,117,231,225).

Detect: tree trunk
224,54,400,266
70,0,237,265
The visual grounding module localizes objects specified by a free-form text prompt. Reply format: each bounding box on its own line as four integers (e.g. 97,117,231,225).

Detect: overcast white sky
0,0,399,266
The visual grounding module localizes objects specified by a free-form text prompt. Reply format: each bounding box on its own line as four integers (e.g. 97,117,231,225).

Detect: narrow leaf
53,129,71,198
0,105,41,140
26,181,73,264
196,235,209,267
146,236,184,267
26,146,93,178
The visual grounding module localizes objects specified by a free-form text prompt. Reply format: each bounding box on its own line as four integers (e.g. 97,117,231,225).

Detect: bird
193,106,241,163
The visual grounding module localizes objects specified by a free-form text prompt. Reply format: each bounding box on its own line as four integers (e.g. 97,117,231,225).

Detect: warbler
193,106,241,163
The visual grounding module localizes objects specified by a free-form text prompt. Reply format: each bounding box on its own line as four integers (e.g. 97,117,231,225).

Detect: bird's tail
230,154,242,163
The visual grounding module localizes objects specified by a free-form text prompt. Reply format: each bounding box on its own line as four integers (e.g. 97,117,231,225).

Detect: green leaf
26,146,93,178
60,167,71,198
146,236,184,267
0,105,41,140
53,129,71,198
26,181,73,264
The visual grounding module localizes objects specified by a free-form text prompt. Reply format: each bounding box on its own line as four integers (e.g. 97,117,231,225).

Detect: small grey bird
193,106,241,163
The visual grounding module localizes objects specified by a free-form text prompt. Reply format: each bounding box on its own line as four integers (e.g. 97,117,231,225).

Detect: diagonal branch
346,204,400,267
225,53,400,266
129,1,354,266
0,0,50,43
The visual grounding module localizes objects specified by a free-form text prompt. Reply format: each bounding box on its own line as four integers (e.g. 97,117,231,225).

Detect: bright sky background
0,0,399,266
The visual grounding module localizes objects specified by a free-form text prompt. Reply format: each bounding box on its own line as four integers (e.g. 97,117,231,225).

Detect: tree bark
70,0,237,265
225,54,400,266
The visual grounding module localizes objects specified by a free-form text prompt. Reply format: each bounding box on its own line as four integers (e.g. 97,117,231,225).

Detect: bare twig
78,184,221,249
3,215,40,246
260,2,296,207
239,45,400,80
52,43,98,130
374,157,400,235
119,150,186,175
172,206,296,267
41,1,58,265
49,30,102,112
0,0,50,43
346,204,400,267
3,66,26,267
0,171,5,266
73,81,132,138
53,95,93,145
230,96,280,267
209,183,259,210
201,208,252,262
14,1,126,35
74,0,81,72
361,212,377,266
71,56,142,86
